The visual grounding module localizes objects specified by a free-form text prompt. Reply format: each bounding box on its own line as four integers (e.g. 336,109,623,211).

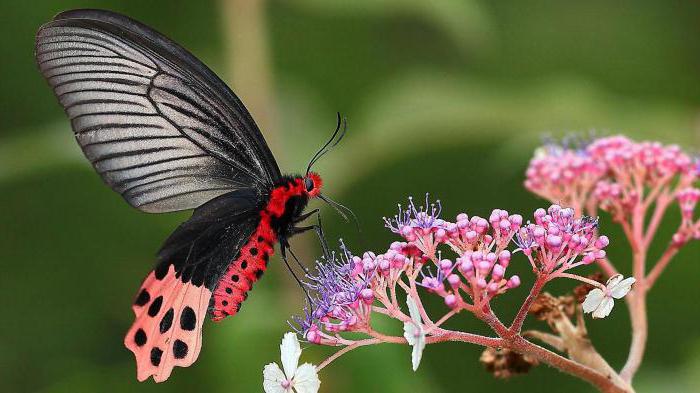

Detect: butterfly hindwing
35,9,281,213
125,265,211,382
125,189,263,381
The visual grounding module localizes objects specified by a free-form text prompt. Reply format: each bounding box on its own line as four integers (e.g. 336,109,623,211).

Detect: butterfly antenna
306,113,347,175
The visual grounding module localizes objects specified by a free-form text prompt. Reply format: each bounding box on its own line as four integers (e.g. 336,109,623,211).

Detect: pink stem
508,275,548,335
620,247,647,381
551,272,606,290
643,193,672,247
645,244,680,290
316,339,381,371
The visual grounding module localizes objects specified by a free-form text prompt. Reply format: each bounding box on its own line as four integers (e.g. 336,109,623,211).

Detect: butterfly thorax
210,175,318,321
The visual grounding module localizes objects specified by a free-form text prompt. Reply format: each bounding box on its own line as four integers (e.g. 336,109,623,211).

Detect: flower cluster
525,140,606,206
525,135,697,219
514,204,608,273
526,135,699,249
674,187,700,245
293,196,617,346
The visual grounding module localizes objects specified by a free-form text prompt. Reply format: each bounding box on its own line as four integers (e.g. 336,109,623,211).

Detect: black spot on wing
150,347,163,366
173,339,188,359
134,289,150,306
134,329,147,346
148,296,163,317
159,308,174,333
180,306,196,331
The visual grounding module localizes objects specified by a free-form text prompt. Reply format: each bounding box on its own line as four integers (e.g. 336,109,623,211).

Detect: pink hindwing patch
124,265,211,382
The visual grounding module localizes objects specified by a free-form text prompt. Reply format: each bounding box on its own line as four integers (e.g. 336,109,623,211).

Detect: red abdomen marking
210,215,276,321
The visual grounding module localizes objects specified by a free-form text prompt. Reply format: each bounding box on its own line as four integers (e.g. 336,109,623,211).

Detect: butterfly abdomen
210,214,276,321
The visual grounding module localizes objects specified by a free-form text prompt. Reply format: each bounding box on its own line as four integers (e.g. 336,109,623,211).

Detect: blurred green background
2,1,700,392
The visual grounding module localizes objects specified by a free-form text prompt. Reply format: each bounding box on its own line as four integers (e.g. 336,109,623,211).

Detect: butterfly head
303,172,323,198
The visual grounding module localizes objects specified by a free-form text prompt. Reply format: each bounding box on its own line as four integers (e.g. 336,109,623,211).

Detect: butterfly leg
279,243,313,305
293,208,319,224
291,212,330,257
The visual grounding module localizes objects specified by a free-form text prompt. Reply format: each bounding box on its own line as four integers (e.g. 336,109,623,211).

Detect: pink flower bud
379,258,390,271
595,235,610,249
582,253,595,264
492,264,505,279
672,233,687,246
444,294,458,308
478,260,491,273
546,235,562,248
534,208,547,220
506,275,521,288
448,274,460,286
439,259,453,271
360,288,374,304
362,258,375,271
459,260,474,274
491,265,506,281
533,227,546,238
509,214,523,227
435,228,447,241
457,213,468,222
498,250,511,264
596,250,607,259
487,282,499,292
306,327,321,344
486,252,497,264
477,278,488,289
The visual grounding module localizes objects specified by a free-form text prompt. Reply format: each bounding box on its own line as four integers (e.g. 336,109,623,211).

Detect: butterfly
35,9,347,382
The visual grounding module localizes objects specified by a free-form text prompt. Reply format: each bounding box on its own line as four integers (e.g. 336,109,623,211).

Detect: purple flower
292,242,373,336
384,194,444,235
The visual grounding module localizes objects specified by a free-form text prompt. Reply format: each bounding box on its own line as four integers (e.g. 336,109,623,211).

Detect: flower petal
280,332,301,378
403,322,418,346
605,274,623,288
411,331,426,371
263,362,289,393
610,277,636,299
592,297,614,319
404,296,426,371
406,296,422,324
582,288,605,313
292,363,321,393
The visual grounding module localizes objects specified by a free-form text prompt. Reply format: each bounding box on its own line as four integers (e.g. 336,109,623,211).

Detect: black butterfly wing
156,188,262,291
35,9,281,213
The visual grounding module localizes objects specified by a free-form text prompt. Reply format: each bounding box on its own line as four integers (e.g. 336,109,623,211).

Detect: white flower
582,274,636,319
403,296,426,371
263,332,320,393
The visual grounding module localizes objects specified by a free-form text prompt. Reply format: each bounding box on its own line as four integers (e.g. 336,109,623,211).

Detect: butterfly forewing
35,9,281,213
